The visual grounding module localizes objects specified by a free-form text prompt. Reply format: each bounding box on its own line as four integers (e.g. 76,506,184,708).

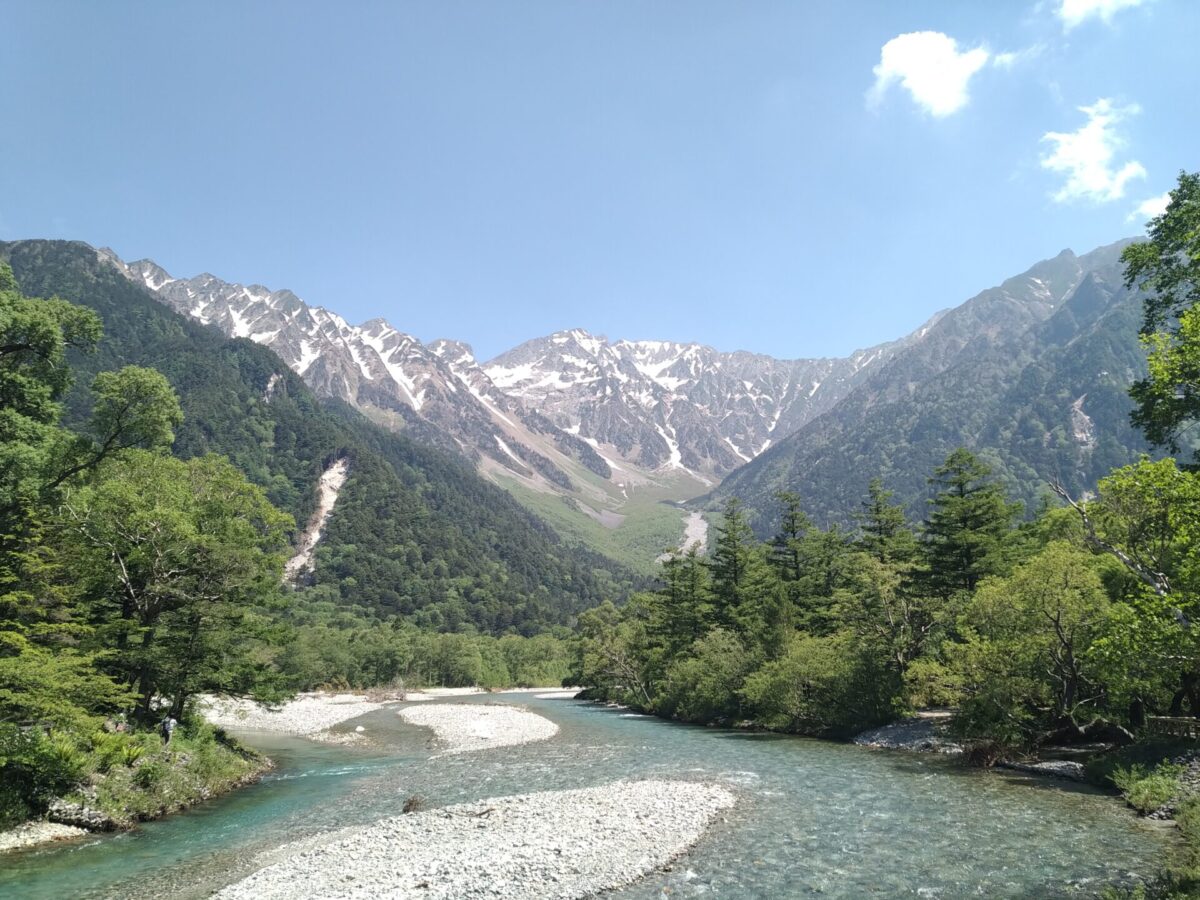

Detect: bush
133,759,169,790
0,781,31,828
741,632,897,737
1112,763,1184,814
655,629,751,723
0,725,89,824
90,731,147,773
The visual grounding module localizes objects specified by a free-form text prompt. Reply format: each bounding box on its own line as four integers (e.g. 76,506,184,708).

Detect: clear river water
0,692,1173,898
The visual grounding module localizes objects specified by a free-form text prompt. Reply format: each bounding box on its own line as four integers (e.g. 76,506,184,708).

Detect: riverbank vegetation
573,172,1200,897
0,262,573,831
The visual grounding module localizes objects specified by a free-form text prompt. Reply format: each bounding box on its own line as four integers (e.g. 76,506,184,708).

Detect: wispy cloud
1127,191,1170,222
991,43,1044,70
1040,99,1146,203
867,32,990,118
1057,0,1150,29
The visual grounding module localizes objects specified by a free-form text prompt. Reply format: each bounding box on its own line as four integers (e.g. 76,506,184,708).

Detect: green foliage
947,542,1111,746
1082,459,1200,718
577,469,952,736
741,632,896,736
1111,762,1184,814
0,725,88,826
1122,171,1200,457
656,628,751,723
59,450,293,719
0,261,100,533
0,635,133,730
921,448,1021,598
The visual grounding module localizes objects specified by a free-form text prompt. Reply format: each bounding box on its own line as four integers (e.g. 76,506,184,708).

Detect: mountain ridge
94,236,1150,559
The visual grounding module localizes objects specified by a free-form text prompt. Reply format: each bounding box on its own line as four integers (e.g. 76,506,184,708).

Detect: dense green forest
575,172,1200,896
711,240,1159,533
1,239,636,635
0,249,586,828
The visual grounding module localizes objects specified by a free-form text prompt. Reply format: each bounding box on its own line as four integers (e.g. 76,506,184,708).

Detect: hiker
160,715,178,744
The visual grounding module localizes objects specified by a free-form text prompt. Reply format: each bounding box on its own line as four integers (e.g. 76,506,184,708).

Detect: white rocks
199,693,388,736
854,713,963,755
0,821,88,853
533,690,582,700
215,780,735,900
398,703,558,755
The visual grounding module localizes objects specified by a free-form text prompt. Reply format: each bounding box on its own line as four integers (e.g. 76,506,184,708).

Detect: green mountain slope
0,239,633,632
710,243,1154,530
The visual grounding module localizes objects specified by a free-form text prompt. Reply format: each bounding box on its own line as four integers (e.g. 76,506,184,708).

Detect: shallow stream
0,693,1172,898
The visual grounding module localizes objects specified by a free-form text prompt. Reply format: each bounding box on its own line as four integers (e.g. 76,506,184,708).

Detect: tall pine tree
921,448,1019,598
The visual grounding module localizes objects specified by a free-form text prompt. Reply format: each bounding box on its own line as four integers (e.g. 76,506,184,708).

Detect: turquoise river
0,692,1174,898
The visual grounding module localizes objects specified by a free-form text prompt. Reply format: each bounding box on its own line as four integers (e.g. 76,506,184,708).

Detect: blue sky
1,1,1194,361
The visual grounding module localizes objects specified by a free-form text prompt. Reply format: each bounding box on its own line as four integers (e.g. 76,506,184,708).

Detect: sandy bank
215,779,734,900
398,702,558,754
0,820,88,853
199,692,390,736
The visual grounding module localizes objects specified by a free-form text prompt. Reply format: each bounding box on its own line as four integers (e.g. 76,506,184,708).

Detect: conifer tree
707,497,779,645
653,544,710,656
854,478,916,564
921,448,1019,598
770,490,813,582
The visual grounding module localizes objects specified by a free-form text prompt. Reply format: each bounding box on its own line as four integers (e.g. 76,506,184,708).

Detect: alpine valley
93,236,1149,562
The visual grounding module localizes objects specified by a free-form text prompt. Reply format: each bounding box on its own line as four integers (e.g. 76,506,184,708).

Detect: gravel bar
215,779,735,899
0,821,88,852
200,693,389,736
398,702,558,754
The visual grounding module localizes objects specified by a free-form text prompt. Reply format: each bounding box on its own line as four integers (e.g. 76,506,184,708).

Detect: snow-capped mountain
484,330,918,477
95,240,1136,557
96,249,594,492
99,247,913,493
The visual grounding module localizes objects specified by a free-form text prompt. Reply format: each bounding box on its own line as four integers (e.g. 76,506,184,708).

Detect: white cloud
867,32,990,117
1127,191,1171,222
1040,99,1146,203
1057,0,1150,29
991,43,1044,70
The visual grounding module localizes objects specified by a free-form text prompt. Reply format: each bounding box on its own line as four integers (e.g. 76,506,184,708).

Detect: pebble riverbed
214,779,735,900
200,693,391,736
397,702,559,754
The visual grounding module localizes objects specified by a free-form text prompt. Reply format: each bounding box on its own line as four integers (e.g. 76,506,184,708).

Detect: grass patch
1111,763,1185,814
63,720,268,827
495,474,703,574
1087,739,1195,791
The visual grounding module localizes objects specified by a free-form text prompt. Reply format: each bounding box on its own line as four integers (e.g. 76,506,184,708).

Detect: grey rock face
483,329,915,479
102,247,914,486
47,799,118,831
100,250,578,488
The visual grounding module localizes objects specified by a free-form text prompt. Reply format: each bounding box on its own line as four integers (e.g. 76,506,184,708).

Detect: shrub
741,632,896,737
655,629,751,723
1111,763,1184,814
133,760,169,790
0,782,31,829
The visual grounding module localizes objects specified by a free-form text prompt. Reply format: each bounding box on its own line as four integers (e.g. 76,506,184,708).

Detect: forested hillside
0,240,633,633
711,242,1155,531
